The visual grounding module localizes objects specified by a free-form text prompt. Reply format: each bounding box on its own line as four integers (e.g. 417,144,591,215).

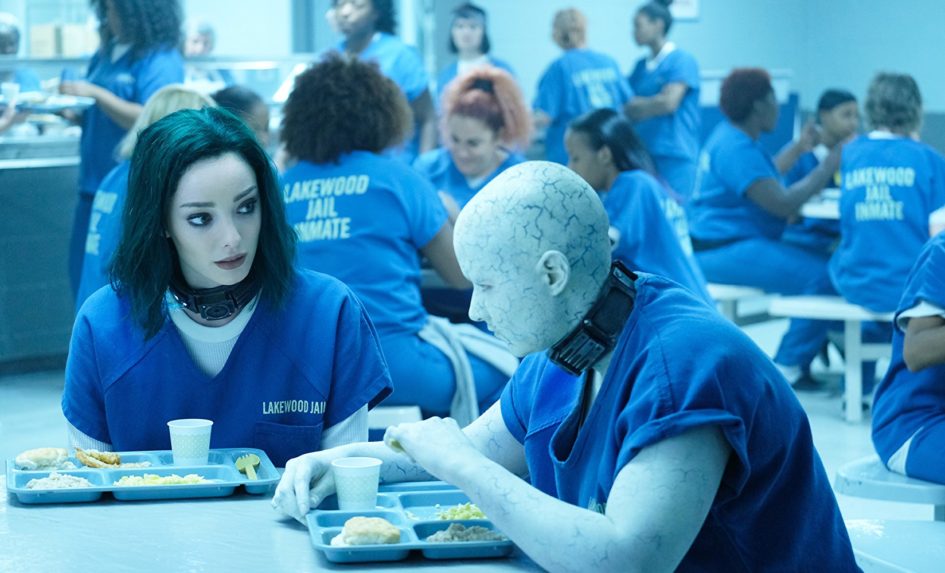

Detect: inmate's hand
384,417,481,483
271,450,340,523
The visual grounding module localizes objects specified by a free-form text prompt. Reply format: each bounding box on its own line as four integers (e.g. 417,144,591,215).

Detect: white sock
774,363,802,385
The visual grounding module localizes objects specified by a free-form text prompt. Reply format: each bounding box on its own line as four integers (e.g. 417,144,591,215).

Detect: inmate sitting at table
62,107,392,466
274,161,859,572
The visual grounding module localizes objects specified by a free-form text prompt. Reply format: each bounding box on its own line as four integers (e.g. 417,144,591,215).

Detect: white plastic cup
167,418,213,466
331,457,382,510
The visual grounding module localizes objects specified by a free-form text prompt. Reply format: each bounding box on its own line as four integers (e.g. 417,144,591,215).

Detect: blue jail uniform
688,119,837,368
501,273,859,571
337,33,429,163
282,152,507,416
435,56,515,104
64,270,393,467
76,160,129,311
628,46,701,200
533,48,632,165
830,133,945,313
412,147,524,209
604,171,712,306
873,233,945,484
70,43,183,296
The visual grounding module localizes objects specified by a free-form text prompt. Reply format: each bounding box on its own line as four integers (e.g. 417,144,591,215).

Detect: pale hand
383,417,482,483
271,450,339,524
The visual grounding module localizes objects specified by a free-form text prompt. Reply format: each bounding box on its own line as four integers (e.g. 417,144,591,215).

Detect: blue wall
477,0,945,117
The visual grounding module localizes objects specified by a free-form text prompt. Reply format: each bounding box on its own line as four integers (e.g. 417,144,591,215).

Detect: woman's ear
597,144,613,167
535,250,570,296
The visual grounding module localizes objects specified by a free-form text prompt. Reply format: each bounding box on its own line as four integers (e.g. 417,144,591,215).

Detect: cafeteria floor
0,316,934,522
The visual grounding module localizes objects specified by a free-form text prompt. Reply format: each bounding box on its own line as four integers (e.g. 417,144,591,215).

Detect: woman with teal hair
62,107,392,466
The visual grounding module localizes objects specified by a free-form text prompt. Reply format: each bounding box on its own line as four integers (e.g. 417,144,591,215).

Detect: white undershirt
111,43,131,63
457,54,490,77
896,300,945,330
67,292,368,455
645,41,676,72
167,291,259,377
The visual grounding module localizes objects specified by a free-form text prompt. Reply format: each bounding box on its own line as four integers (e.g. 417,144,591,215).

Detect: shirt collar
645,41,676,71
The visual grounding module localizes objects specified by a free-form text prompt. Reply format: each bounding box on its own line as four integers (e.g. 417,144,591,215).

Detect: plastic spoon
235,453,260,480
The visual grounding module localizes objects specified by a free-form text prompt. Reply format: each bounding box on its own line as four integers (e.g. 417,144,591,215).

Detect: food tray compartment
314,492,399,511
397,490,473,520
313,509,407,528
307,509,416,564
307,484,514,563
8,470,108,504
377,481,453,493
414,519,514,560
153,450,231,467
107,466,238,501
6,447,280,503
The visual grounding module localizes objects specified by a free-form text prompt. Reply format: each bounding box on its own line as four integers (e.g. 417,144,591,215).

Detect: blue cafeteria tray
306,483,515,563
5,447,279,504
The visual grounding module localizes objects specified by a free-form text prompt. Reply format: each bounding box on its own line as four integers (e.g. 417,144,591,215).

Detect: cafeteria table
0,476,542,572
799,194,840,220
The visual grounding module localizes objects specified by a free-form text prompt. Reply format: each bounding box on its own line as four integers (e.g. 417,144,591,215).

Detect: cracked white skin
274,162,731,573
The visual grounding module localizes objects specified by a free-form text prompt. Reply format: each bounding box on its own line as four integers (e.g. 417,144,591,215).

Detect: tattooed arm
271,402,526,522
387,414,731,573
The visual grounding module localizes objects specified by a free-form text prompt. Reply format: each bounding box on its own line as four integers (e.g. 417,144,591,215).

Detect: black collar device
548,261,637,376
169,270,261,321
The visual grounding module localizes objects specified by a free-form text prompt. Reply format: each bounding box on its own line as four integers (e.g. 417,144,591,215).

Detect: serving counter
0,136,79,372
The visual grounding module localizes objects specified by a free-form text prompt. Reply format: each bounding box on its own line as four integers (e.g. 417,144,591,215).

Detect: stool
706,283,770,324
836,455,945,521
769,295,893,422
847,519,945,572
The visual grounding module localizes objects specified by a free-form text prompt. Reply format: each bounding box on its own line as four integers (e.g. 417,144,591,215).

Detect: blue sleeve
324,288,393,427
533,61,563,118
134,48,184,104
714,142,779,196
499,355,548,443
929,150,945,211
783,154,813,187
613,362,751,496
895,234,945,326
665,52,700,89
616,70,634,105
393,46,429,102
402,170,447,248
62,309,110,443
618,405,749,494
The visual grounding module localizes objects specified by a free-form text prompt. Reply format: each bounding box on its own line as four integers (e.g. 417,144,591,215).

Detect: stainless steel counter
0,136,79,372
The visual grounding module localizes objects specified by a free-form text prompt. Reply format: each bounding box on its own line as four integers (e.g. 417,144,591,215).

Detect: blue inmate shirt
63,270,392,466
282,151,447,337
830,133,945,312
501,273,858,571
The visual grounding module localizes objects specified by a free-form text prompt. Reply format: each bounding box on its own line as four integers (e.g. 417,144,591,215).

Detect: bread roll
15,447,70,470
331,516,401,546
